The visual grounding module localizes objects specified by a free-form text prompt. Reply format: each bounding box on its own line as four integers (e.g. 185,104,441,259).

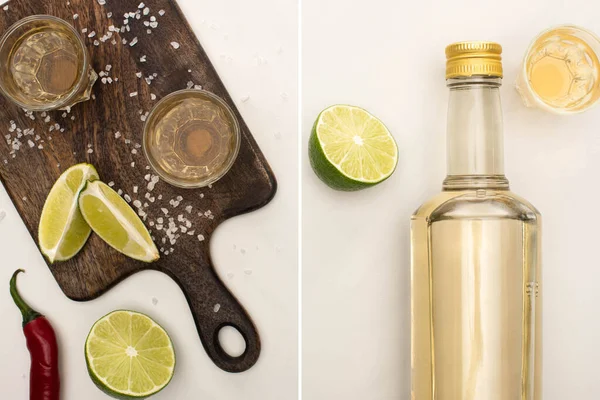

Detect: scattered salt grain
131,149,138,154
161,208,168,215
88,31,96,38
129,37,138,46
133,200,142,208
138,2,145,8
213,304,221,313
158,9,165,16
114,131,121,138
197,234,205,242
3,5,8,11
136,72,142,78
170,42,180,49
97,0,106,5
124,194,131,202
131,162,135,167
87,148,93,154
133,186,138,193
129,92,138,97
143,7,149,15
73,13,79,19
150,93,156,100
185,205,192,213
108,181,115,187
140,55,147,62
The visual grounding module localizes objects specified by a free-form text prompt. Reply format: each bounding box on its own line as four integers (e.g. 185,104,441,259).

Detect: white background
302,1,600,399
0,1,298,399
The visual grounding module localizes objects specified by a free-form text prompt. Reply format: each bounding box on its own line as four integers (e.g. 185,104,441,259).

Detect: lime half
38,163,99,263
85,310,175,399
78,181,159,262
309,105,398,191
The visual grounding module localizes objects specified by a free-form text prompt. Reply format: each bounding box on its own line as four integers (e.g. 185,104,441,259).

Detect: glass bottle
411,42,542,400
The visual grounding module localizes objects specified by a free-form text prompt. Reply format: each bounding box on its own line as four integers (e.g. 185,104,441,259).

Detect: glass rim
519,24,600,115
142,89,242,189
0,14,91,111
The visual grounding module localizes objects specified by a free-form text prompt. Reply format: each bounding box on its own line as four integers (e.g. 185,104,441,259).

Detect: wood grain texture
0,0,276,373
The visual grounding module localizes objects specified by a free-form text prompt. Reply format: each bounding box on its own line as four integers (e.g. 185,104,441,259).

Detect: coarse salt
170,42,180,49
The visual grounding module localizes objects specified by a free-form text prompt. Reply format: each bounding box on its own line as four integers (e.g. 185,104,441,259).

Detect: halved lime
78,181,159,262
85,310,176,399
38,163,99,263
309,105,398,191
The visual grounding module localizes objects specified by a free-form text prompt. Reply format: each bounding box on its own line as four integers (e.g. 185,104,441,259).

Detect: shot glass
516,25,600,114
0,15,97,111
143,89,241,189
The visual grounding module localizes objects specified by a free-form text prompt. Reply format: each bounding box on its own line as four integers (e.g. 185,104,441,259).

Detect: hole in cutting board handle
216,325,247,358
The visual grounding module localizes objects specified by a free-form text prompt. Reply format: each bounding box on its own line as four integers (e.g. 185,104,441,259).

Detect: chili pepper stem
10,269,42,327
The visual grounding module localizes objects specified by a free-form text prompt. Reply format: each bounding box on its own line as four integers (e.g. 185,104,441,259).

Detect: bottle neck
443,77,509,190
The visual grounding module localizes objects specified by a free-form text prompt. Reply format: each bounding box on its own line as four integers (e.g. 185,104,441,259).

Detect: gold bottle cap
445,41,503,79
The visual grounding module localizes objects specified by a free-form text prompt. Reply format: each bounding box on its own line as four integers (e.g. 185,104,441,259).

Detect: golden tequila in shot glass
0,15,97,111
516,25,600,114
143,90,241,188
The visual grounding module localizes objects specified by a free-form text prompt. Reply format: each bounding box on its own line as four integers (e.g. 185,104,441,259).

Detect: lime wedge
85,310,175,399
78,181,159,262
309,105,398,191
38,163,99,263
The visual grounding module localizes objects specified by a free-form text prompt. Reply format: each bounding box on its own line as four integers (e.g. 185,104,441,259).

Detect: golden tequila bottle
411,42,542,400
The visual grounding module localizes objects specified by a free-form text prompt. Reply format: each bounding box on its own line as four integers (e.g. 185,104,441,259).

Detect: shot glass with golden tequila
516,25,600,114
143,90,241,188
0,15,97,111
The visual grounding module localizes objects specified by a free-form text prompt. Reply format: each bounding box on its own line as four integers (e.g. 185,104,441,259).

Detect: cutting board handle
170,250,261,373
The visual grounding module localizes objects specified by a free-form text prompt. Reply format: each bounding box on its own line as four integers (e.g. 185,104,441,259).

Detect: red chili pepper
10,269,60,400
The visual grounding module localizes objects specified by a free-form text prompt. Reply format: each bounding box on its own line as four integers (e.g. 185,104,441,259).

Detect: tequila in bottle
411,42,542,400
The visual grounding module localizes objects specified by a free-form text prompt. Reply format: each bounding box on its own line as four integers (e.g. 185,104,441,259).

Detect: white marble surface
0,0,298,399
302,1,600,399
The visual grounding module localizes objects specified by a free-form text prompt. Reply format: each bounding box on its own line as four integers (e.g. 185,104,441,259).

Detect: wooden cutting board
0,0,276,373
